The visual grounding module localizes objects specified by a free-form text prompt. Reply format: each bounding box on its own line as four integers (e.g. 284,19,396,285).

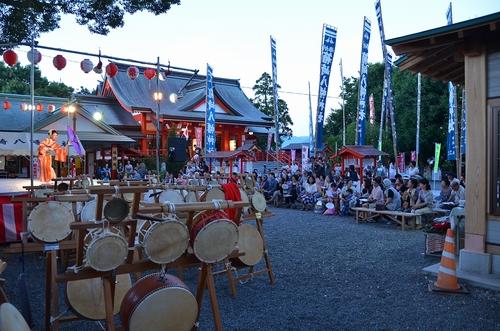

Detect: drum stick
138,200,250,214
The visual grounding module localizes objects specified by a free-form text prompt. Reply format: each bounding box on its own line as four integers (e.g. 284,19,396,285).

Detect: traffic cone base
428,281,469,294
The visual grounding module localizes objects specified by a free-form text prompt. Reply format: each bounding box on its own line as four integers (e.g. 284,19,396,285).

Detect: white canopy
0,132,82,156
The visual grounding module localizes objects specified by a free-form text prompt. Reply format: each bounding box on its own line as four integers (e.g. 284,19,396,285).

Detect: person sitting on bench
383,178,401,211
412,178,435,227
364,176,384,208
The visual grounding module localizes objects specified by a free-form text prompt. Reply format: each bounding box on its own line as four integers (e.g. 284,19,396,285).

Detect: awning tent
0,132,81,156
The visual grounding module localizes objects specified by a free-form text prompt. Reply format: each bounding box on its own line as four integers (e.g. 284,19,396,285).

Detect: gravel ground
2,207,500,331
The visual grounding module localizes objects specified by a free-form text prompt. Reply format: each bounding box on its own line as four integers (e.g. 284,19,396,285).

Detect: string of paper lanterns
2,48,170,81
2,97,58,113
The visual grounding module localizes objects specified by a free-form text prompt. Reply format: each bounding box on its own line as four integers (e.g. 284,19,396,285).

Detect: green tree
0,62,74,97
251,72,293,138
0,0,180,47
324,62,451,166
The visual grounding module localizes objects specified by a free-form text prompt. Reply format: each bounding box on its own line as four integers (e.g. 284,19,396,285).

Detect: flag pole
339,59,346,146
416,73,421,167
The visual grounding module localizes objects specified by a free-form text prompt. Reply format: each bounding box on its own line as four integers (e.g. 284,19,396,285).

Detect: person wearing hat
383,178,401,211
38,129,69,182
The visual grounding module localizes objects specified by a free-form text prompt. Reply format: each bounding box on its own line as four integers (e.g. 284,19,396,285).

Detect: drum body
66,274,132,320
120,273,198,331
233,223,264,267
28,201,74,242
239,188,250,215
84,228,128,271
137,218,189,264
190,210,238,263
0,303,30,331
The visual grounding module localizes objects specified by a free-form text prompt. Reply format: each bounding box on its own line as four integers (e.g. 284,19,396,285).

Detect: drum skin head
193,219,238,263
85,232,128,271
0,303,30,331
28,201,74,242
66,274,132,320
142,221,189,264
159,190,184,204
121,273,198,331
103,197,130,222
239,189,250,215
251,192,267,212
237,224,264,266
80,199,108,222
204,187,225,202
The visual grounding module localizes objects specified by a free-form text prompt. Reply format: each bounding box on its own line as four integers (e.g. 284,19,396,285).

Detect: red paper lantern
48,104,56,113
127,66,139,80
106,63,118,78
3,99,11,110
36,103,43,112
27,49,42,64
144,68,156,80
2,50,18,67
53,54,66,70
80,59,93,73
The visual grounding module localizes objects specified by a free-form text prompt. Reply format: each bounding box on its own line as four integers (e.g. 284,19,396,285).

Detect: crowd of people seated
252,158,466,224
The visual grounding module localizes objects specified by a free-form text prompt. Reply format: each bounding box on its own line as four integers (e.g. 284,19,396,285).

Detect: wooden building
386,12,500,277
330,145,388,182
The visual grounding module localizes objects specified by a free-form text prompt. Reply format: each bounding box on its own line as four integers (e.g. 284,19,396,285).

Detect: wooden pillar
223,127,230,151
161,121,168,159
359,158,364,184
464,50,487,253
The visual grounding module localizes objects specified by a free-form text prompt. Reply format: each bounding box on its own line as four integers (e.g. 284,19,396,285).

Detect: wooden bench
351,207,432,231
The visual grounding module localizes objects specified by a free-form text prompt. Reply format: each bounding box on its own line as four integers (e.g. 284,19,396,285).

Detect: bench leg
401,216,405,231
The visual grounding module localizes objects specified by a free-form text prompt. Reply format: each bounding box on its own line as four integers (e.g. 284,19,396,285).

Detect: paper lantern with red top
52,54,66,70
127,66,139,80
48,104,56,113
20,103,27,111
143,68,156,80
36,103,43,112
106,63,118,78
3,99,11,110
80,59,93,73
2,50,18,67
27,49,42,64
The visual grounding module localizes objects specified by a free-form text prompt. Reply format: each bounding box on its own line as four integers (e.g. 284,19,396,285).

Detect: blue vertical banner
447,82,456,160
356,17,371,146
375,0,393,152
205,64,216,153
446,3,456,161
270,36,280,149
460,90,466,154
315,24,337,151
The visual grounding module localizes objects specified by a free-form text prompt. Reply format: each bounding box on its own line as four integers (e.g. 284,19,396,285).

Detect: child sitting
340,188,354,216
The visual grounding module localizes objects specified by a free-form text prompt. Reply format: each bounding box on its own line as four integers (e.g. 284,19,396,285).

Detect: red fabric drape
221,182,241,224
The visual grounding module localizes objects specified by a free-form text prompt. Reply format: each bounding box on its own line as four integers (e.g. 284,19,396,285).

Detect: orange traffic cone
429,228,468,293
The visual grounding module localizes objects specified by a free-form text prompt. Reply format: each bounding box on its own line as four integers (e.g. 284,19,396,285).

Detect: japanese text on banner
205,64,216,153
315,24,337,150
356,17,371,145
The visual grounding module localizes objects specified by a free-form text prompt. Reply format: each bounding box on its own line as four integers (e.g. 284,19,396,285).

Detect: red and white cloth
0,196,24,243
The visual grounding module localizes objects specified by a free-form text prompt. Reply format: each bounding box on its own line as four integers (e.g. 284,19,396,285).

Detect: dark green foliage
324,62,456,166
0,62,74,97
251,72,293,138
0,0,181,47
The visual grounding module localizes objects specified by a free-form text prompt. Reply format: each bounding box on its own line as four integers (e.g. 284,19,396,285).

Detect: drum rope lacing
212,199,224,210
160,201,176,214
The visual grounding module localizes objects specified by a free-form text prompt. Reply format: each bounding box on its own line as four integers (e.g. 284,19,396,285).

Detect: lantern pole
155,56,161,176
29,37,35,191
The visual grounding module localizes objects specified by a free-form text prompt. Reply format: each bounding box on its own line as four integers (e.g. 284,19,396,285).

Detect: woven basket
425,233,445,255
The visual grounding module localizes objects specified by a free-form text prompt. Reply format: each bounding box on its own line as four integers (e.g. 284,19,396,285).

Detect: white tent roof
0,132,81,156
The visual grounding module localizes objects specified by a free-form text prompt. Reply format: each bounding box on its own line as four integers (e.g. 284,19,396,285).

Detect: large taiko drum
66,274,132,320
137,217,189,264
28,201,75,242
251,191,267,212
80,198,108,222
0,303,30,331
120,273,198,331
84,227,128,271
190,210,238,263
233,223,264,267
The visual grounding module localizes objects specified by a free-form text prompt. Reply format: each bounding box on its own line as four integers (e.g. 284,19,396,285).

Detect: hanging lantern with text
3,99,11,110
2,50,18,67
127,66,139,80
143,68,156,80
27,49,42,64
48,104,56,113
106,63,118,78
36,103,44,112
80,59,93,73
53,54,67,70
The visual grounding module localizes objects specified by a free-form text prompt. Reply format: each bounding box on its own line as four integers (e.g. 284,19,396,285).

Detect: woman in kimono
38,130,68,183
